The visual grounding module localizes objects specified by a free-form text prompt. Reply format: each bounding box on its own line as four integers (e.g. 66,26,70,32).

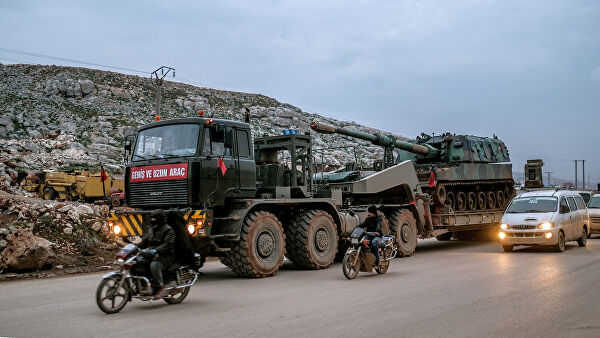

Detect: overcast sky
1,0,599,186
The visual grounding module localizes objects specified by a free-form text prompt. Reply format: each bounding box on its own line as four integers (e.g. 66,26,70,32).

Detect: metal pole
546,171,552,187
574,160,578,189
581,160,585,189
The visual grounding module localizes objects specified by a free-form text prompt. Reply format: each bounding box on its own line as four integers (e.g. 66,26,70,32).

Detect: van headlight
539,222,553,230
500,223,509,230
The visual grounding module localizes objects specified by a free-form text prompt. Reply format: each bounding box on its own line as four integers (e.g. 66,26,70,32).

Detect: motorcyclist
139,210,176,299
357,205,383,266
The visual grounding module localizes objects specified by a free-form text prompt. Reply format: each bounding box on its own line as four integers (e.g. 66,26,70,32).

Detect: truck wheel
388,209,417,257
286,210,338,269
436,232,453,241
42,187,58,200
225,211,285,277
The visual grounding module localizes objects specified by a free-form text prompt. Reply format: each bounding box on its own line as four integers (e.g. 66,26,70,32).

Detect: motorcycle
95,243,199,314
342,227,397,279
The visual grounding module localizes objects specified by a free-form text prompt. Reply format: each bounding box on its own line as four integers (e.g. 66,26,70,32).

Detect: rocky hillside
0,64,402,186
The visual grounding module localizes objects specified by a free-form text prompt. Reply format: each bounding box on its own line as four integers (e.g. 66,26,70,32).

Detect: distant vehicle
573,190,593,205
499,190,590,252
588,194,600,238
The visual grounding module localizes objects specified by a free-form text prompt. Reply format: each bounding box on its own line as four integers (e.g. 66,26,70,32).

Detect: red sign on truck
130,163,188,182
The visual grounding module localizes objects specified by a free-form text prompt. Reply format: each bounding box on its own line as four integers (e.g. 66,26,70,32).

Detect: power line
0,47,150,75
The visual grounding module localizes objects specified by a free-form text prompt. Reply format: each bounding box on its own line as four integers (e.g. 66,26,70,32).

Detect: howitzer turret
311,120,515,214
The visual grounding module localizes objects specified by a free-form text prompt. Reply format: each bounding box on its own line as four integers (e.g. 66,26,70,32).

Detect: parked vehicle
588,194,600,238
95,243,199,314
342,227,397,279
499,190,590,252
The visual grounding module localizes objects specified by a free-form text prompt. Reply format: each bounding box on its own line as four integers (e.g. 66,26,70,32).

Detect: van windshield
505,196,558,213
589,197,600,209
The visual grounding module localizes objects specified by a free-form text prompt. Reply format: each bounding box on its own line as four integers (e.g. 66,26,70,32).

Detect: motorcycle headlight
116,258,124,265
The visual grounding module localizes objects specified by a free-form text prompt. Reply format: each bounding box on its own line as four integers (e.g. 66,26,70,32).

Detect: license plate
351,238,359,245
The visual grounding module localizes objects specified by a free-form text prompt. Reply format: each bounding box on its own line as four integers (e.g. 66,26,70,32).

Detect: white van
588,194,600,236
499,190,590,252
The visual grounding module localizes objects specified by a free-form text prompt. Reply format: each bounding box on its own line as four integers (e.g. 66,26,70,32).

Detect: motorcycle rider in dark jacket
357,205,383,265
139,211,176,299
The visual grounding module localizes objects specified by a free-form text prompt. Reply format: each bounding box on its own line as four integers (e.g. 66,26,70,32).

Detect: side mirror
560,205,570,214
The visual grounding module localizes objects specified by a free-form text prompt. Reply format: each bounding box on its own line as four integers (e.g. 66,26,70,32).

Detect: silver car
499,190,591,252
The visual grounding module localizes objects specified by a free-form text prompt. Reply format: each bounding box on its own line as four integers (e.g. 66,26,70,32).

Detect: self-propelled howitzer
311,121,515,213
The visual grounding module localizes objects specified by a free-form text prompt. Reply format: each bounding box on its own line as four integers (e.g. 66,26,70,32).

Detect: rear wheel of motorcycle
285,210,338,269
387,209,417,257
96,276,129,314
375,260,389,274
163,286,190,304
342,251,360,280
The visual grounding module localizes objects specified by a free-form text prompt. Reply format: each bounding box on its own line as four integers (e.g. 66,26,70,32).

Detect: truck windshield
589,196,600,208
133,124,200,160
505,196,558,213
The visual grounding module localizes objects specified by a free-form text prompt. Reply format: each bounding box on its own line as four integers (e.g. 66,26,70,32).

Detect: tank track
426,179,515,213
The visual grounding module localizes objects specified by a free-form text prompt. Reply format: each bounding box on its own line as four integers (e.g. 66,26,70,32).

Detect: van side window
236,129,250,157
575,196,586,210
560,197,569,213
567,197,578,212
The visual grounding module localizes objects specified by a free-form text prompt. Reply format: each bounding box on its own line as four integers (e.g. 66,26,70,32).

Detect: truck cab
125,117,256,209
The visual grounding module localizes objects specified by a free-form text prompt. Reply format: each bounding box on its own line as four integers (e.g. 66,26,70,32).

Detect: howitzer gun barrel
310,121,434,156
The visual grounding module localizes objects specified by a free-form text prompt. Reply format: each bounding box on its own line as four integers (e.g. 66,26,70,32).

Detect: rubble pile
0,192,119,274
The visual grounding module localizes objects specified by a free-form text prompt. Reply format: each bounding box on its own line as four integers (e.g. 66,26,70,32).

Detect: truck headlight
540,222,552,230
187,224,196,235
113,224,121,235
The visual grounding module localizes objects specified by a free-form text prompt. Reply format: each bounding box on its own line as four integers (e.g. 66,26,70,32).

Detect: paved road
2,238,600,338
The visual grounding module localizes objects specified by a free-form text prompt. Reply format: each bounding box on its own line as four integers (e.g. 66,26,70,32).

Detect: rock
91,222,102,232
78,79,94,95
58,205,72,213
76,237,98,256
55,264,64,270
67,210,81,223
75,204,94,215
0,229,56,271
0,228,9,236
0,239,7,249
63,227,73,235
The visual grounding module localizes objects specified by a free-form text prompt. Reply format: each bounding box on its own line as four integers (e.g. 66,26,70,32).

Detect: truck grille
510,224,538,230
129,180,188,207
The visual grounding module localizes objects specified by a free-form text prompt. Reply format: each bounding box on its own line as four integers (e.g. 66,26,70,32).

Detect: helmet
367,205,377,215
149,210,166,229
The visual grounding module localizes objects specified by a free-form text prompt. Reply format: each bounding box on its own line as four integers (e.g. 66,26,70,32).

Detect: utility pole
151,66,175,119
574,160,578,189
582,160,586,190
546,171,553,187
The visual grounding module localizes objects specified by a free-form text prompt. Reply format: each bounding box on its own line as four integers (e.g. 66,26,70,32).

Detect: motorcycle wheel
342,251,360,280
376,260,389,274
163,286,191,304
96,276,129,314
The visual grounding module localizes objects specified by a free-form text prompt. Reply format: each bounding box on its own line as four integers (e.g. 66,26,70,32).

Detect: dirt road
2,238,600,337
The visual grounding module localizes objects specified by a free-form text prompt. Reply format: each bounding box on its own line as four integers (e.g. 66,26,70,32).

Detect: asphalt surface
2,237,600,338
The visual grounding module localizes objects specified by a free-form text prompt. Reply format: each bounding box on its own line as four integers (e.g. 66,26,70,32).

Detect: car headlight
500,223,509,230
539,222,553,230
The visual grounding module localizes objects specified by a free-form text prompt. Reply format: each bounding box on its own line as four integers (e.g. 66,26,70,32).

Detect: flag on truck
217,158,227,176
428,171,436,188
100,166,108,182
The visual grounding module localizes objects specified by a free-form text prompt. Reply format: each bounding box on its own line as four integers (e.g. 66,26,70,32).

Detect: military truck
524,159,544,188
107,113,514,278
23,170,122,202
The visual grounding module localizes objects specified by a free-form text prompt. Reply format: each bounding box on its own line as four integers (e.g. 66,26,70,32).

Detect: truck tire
388,209,417,257
42,187,58,200
436,232,453,241
224,211,285,278
286,210,338,269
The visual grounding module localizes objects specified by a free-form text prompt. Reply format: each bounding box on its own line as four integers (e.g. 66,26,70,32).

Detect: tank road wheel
388,209,418,257
496,190,505,209
286,210,338,269
225,211,285,278
435,185,447,204
467,192,477,211
477,192,487,210
487,192,496,210
446,192,456,211
456,192,466,211
43,187,58,200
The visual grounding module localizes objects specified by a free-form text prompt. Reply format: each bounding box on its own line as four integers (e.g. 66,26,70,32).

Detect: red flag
428,171,436,188
100,166,108,182
217,158,227,176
